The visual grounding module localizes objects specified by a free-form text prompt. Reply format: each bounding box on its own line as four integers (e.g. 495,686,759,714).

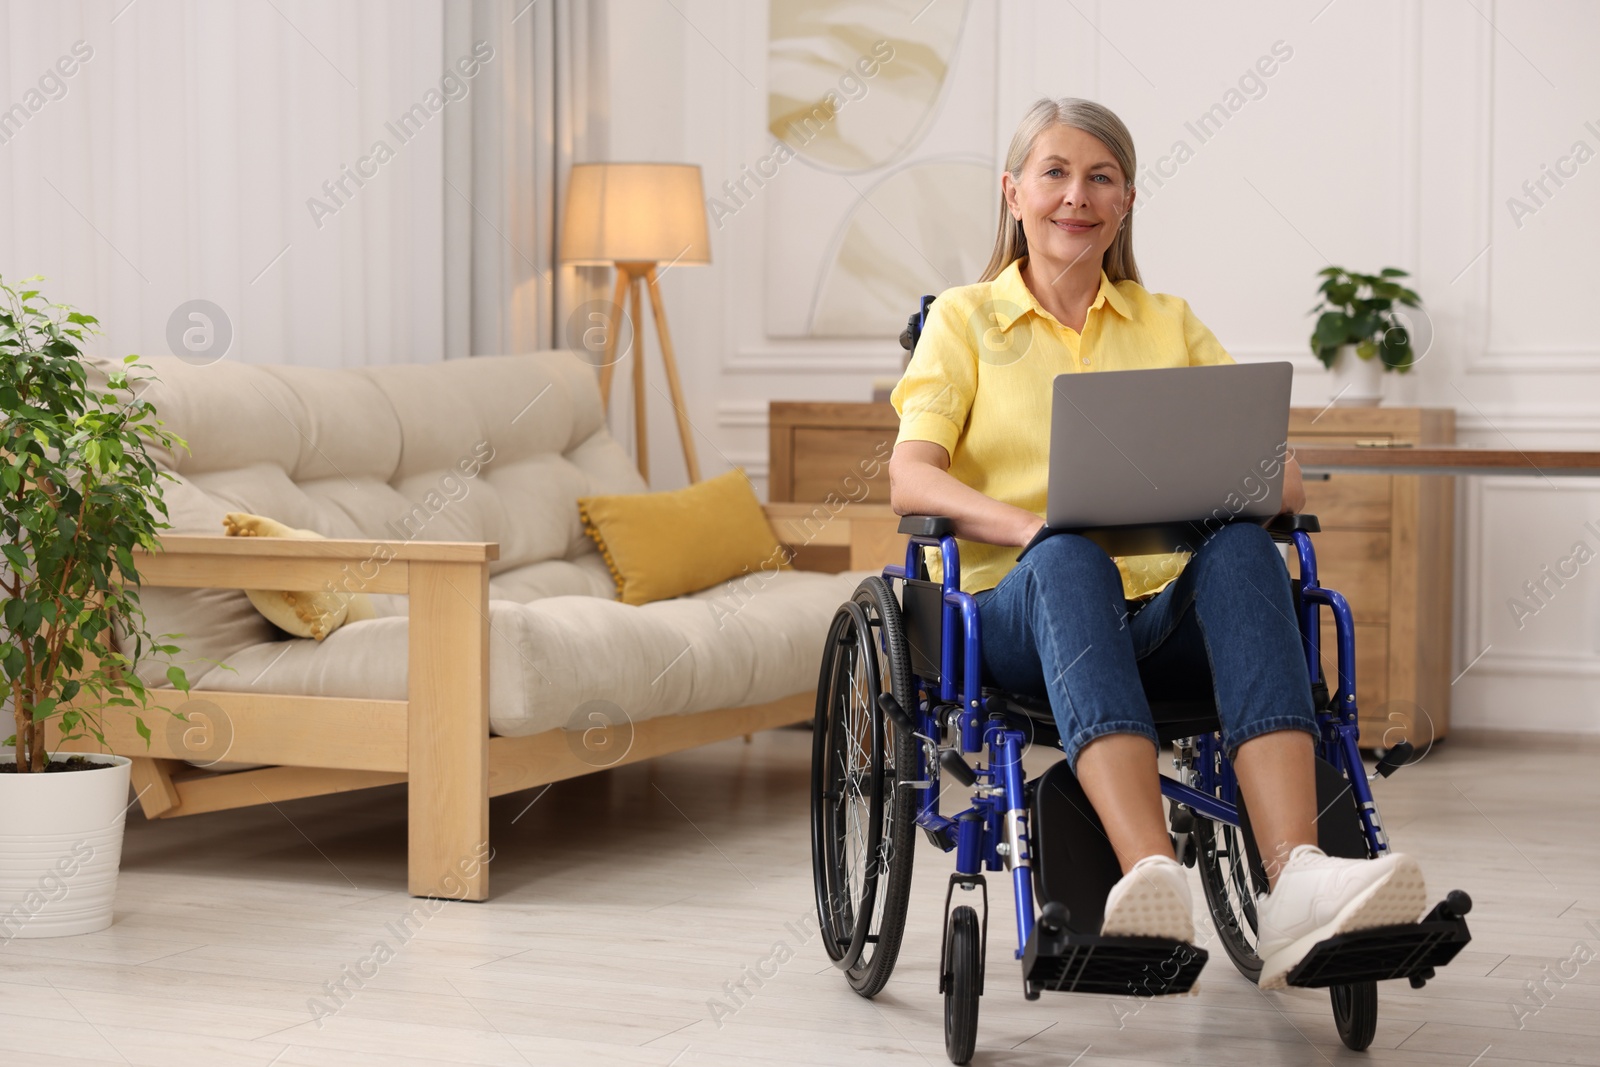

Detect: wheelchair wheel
1194,807,1266,982
943,905,980,1066
1331,981,1378,1051
811,576,917,997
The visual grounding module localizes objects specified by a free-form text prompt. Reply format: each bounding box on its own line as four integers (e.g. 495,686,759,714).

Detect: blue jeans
972,522,1316,769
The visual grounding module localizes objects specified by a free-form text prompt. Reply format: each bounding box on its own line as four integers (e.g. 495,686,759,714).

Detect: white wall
605,0,1600,734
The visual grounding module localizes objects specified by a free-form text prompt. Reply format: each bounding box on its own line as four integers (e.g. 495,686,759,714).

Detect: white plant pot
1328,343,1385,407
0,753,131,939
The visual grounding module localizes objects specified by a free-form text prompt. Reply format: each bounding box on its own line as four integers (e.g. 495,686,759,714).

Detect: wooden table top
1295,444,1600,477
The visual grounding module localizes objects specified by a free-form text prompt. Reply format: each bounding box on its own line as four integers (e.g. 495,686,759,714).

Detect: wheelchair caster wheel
1172,831,1197,869
1331,981,1378,1051
1168,807,1198,867
943,905,980,1065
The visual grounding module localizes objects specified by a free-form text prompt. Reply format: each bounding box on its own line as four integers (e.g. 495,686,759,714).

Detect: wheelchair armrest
1265,513,1320,540
897,514,954,538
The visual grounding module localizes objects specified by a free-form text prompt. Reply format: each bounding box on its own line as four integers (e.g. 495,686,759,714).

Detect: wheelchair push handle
899,294,937,353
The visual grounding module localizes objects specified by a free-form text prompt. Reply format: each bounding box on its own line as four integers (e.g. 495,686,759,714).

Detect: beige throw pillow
223,512,377,640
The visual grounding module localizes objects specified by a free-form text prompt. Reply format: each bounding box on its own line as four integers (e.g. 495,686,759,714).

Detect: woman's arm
888,440,1044,548
1281,450,1306,514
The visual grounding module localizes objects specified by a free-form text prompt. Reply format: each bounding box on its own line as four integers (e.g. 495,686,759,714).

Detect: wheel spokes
834,644,877,917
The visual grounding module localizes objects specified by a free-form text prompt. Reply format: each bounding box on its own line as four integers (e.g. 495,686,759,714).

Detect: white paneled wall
609,0,1600,733
0,0,448,367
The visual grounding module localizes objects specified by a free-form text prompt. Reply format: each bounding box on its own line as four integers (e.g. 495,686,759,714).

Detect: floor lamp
560,163,710,484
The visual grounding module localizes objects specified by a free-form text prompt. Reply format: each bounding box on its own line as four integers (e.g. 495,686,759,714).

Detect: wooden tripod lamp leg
645,266,701,483
629,272,648,483
597,267,629,409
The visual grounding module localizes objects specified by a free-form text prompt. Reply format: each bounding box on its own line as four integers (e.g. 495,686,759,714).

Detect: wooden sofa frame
56,502,901,901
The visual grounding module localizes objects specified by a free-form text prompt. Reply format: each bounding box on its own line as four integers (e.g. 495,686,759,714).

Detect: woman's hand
1280,451,1306,515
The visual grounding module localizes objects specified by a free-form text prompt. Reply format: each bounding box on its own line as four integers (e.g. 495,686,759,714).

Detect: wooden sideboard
1290,407,1454,749
768,401,1455,748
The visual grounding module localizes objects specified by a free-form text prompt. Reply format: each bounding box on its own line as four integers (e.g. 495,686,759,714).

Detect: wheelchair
808,301,1474,1065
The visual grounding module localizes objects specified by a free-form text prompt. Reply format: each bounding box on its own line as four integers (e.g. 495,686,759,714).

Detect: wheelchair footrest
1023,924,1208,997
1285,893,1473,989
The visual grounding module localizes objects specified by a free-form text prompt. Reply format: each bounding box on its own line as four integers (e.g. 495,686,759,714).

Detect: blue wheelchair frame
880,523,1389,965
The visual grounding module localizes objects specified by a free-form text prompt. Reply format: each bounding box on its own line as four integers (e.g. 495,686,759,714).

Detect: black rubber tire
943,905,980,1065
810,576,917,997
844,577,918,997
1193,744,1266,983
811,601,882,972
1195,815,1265,982
1331,981,1378,1051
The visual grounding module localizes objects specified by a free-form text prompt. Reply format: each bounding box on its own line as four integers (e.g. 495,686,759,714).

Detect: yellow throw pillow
577,468,791,606
223,512,377,641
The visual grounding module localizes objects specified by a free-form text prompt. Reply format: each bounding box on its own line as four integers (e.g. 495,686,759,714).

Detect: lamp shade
560,163,711,266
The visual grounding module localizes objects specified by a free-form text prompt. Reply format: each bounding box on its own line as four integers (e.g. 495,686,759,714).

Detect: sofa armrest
145,534,497,563
127,533,493,899
763,502,901,571
133,535,499,595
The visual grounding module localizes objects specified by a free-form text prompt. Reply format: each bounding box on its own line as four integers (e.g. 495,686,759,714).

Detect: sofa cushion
182,568,875,737
122,351,649,686
132,350,643,560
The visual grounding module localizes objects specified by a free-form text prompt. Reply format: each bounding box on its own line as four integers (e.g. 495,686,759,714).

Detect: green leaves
1312,311,1349,349
0,273,191,771
1306,265,1424,374
1379,323,1414,371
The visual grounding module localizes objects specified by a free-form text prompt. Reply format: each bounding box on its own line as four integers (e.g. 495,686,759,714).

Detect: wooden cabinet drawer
791,428,894,503
1305,530,1389,623
1301,473,1391,529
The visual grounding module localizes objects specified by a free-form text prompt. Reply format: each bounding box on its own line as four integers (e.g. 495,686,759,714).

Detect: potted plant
1,275,189,940
1308,266,1423,406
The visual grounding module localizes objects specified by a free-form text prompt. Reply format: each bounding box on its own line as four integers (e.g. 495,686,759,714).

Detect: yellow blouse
890,258,1236,597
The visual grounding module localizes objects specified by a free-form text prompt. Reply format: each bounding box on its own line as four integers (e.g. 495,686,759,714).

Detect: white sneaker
1255,845,1427,990
1101,854,1194,943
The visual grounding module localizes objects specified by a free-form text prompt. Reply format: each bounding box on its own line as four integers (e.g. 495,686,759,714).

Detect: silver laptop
1028,362,1293,556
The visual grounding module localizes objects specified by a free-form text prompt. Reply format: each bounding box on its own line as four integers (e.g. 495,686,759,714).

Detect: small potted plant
0,275,189,939
1308,266,1422,406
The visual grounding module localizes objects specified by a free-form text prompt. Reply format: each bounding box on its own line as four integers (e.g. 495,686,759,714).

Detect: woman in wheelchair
887,98,1428,990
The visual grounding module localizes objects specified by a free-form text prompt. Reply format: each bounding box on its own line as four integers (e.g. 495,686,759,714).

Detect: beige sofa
60,351,900,899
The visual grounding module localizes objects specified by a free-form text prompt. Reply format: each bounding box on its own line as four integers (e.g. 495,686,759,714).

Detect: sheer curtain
0,0,451,367
0,0,607,367
442,0,610,357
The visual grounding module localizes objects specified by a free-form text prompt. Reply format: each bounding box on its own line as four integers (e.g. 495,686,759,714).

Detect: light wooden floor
3,728,1597,1067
